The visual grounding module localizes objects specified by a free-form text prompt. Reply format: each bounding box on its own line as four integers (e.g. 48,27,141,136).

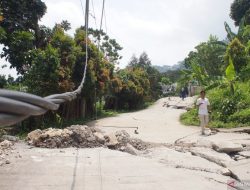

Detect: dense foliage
181,0,250,128
0,0,163,131
105,52,162,110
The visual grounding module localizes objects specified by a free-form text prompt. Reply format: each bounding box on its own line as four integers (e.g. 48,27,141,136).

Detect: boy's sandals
202,127,218,136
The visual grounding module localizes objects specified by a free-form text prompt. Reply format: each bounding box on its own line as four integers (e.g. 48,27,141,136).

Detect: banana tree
225,56,236,95
224,17,247,43
180,60,209,86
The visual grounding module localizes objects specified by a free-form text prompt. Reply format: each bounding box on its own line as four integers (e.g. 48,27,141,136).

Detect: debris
26,125,151,155
93,132,105,143
220,168,232,176
106,133,119,147
122,143,139,155
0,140,14,166
1,135,19,142
27,129,42,144
0,140,13,149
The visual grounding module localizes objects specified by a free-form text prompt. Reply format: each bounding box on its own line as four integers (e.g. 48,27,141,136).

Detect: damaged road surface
0,143,233,190
0,97,250,190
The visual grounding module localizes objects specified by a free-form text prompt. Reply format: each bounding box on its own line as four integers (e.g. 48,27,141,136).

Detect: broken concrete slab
142,147,226,175
219,168,232,176
232,139,250,151
123,143,139,155
195,138,215,148
190,147,234,167
93,132,105,143
106,133,119,147
227,159,250,181
239,151,250,158
27,129,42,144
213,141,243,153
233,154,247,161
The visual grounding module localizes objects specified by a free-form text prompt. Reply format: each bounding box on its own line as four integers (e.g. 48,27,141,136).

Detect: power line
90,0,98,29
79,0,85,19
99,0,105,32
104,8,108,34
83,0,90,82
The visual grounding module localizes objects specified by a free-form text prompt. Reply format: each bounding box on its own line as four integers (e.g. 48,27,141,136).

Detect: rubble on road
26,125,151,155
0,135,19,142
0,140,14,166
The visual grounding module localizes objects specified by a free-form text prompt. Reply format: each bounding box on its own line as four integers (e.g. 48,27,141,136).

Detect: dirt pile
27,125,151,155
0,140,14,166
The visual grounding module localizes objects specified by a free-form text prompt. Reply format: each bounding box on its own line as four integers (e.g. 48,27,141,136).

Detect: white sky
0,0,236,78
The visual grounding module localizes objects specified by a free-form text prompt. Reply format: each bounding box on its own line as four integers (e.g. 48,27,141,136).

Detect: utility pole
94,0,106,120
84,0,89,66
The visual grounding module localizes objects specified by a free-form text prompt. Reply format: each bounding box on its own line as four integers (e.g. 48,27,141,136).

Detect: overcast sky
0,0,236,77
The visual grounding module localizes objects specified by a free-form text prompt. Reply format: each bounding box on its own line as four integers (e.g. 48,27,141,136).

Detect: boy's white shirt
196,97,210,115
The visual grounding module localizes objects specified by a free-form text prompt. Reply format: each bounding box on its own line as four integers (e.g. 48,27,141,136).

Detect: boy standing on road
196,90,210,135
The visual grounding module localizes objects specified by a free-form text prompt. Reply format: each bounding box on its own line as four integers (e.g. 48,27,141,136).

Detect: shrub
181,82,250,128
229,108,250,124
180,108,199,126
209,121,239,128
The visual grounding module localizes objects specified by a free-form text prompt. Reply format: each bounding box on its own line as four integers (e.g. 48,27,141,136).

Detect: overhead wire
79,0,85,19
89,0,99,120
90,0,98,29
94,0,106,120
99,0,105,33
103,6,108,34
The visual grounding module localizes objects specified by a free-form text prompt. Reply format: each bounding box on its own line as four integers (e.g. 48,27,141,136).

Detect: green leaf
225,57,236,81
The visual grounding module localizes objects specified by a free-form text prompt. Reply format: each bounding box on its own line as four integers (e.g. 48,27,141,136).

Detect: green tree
225,57,236,94
24,25,77,96
184,35,227,78
225,38,247,73
0,0,47,74
50,26,76,92
2,31,34,74
87,28,123,65
180,61,209,86
127,52,162,100
138,52,152,69
230,0,250,26
24,45,60,96
115,67,150,109
127,54,138,68
59,20,71,31
73,28,115,117
242,25,250,43
161,77,171,85
128,52,151,69
0,75,7,88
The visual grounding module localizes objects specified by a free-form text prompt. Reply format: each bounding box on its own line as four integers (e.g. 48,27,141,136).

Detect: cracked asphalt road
0,97,249,190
